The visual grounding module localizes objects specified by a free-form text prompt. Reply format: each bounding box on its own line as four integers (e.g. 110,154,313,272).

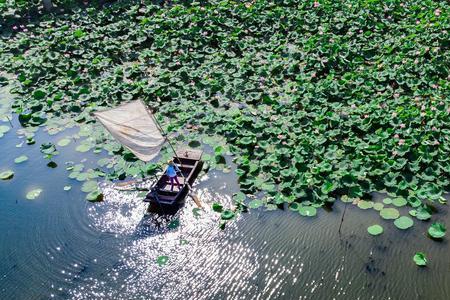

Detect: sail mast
142,101,187,178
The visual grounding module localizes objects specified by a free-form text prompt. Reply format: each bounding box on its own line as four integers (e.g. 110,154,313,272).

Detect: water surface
0,84,449,300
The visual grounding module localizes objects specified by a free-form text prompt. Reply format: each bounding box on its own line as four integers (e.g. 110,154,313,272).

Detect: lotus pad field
0,0,449,225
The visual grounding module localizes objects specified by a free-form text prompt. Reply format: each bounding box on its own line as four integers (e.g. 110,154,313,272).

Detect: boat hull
144,149,203,214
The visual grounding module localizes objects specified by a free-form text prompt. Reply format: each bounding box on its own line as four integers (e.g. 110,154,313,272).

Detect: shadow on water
133,212,181,240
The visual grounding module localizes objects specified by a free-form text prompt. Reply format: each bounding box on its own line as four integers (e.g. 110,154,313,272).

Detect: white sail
94,100,165,162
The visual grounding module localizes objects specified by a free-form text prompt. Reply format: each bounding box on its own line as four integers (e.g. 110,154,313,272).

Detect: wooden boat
144,149,203,214
95,101,205,214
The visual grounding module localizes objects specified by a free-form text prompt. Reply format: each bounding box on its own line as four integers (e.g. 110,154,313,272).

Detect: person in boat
166,159,182,192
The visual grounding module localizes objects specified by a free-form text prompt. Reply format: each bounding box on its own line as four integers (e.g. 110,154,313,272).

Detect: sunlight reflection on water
71,171,251,299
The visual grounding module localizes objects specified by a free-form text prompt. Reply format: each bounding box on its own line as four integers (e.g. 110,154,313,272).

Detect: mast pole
142,101,187,180
143,100,202,208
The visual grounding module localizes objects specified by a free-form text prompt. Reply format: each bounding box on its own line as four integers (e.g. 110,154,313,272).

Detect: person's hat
168,159,174,165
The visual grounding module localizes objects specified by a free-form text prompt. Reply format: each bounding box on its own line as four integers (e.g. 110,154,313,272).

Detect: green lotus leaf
289,202,300,211
75,144,92,153
188,140,201,148
212,202,223,213
33,89,46,100
373,203,384,211
81,180,98,193
383,198,393,205
321,181,336,194
0,170,14,180
340,195,354,203
192,208,201,217
86,191,103,202
394,216,414,230
167,219,180,229
298,206,317,217
367,224,383,236
156,255,169,267
392,197,407,207
428,222,446,239
413,252,427,267
416,206,432,221
14,155,28,164
233,192,246,203
238,137,254,145
348,185,363,198
76,173,89,182
357,200,373,210
248,199,263,209
57,138,72,147
73,29,86,38
26,188,42,200
221,210,235,220
380,208,400,220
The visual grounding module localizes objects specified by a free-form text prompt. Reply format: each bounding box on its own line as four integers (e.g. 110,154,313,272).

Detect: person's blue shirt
166,165,179,177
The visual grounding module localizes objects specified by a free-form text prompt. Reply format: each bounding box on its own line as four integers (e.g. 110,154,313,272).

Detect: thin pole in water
6,115,13,128
338,198,348,236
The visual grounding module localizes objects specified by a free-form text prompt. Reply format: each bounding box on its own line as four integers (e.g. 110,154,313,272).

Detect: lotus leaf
357,200,373,210
394,216,414,230
367,225,383,236
14,155,28,164
156,255,169,267
221,210,235,220
380,208,400,220
248,199,263,209
75,144,92,153
233,192,246,203
192,208,201,217
86,191,103,202
26,189,42,200
81,181,98,193
168,219,180,229
340,195,354,203
57,138,72,147
383,198,393,205
373,203,384,211
392,198,407,207
416,207,432,221
0,170,14,180
298,206,317,217
428,222,446,239
413,252,427,267
212,202,223,213
289,202,300,211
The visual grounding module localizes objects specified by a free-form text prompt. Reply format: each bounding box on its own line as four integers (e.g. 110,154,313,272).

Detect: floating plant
413,252,427,267
26,188,42,200
367,225,383,236
0,0,448,224
428,222,446,239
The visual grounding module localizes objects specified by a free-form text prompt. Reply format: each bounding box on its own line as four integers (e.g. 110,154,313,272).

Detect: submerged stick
338,200,349,236
6,115,13,128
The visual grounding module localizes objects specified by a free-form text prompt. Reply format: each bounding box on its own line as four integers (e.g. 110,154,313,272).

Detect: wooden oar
188,187,203,208
172,163,203,209
115,179,143,187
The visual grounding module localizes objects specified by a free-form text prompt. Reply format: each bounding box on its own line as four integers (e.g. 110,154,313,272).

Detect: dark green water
0,84,449,300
